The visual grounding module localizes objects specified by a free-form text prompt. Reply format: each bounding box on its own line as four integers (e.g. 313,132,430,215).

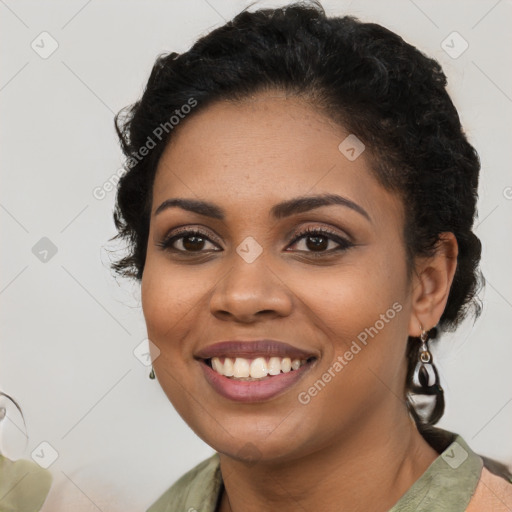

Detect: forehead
152,92,403,225
157,92,340,175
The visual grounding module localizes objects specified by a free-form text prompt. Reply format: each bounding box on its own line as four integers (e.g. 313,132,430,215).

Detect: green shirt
146,427,506,512
0,454,53,512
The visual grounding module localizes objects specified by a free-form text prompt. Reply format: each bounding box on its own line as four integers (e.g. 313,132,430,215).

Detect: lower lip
199,359,316,403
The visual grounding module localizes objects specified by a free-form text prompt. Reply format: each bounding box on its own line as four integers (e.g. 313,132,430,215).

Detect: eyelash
157,226,354,257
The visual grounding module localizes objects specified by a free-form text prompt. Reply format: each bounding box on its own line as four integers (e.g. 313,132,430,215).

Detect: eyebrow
154,193,371,222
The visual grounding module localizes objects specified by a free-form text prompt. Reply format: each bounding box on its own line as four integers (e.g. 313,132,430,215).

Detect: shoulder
146,452,222,512
466,466,512,511
0,453,53,511
391,426,511,512
421,426,512,512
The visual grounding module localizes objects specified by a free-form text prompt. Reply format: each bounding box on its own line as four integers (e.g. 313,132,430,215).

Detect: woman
111,2,512,510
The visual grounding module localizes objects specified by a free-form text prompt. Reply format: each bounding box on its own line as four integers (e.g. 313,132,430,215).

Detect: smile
199,356,317,402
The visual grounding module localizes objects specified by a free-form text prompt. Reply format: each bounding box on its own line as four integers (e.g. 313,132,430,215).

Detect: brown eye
288,227,353,254
157,229,220,253
180,234,208,252
298,234,330,252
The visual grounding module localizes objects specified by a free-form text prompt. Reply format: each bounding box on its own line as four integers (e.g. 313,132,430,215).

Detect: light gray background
1,0,511,510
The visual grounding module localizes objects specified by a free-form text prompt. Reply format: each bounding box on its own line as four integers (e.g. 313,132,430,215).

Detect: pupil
183,235,205,251
306,235,327,251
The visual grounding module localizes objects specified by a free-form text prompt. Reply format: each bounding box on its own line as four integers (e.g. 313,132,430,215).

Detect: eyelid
286,222,353,245
161,225,222,245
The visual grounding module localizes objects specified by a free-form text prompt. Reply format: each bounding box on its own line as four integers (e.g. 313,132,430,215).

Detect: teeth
212,357,223,373
233,358,250,378
223,357,234,377
250,357,268,378
291,359,301,370
209,356,311,379
268,357,282,375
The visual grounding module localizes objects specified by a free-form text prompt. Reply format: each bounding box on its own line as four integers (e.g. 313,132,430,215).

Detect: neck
217,407,439,512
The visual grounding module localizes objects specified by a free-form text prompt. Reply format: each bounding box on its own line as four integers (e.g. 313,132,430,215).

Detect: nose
209,253,293,323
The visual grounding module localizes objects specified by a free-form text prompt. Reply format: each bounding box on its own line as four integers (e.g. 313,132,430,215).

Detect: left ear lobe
408,232,458,336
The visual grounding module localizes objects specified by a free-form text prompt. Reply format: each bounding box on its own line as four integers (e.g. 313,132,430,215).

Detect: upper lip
194,339,318,360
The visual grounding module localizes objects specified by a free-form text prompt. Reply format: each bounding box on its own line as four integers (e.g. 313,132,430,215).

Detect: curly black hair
110,1,483,427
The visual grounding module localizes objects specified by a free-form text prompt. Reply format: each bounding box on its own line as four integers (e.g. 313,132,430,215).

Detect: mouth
194,339,319,402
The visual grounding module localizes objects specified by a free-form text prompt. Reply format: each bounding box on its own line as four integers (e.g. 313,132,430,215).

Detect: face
141,91,415,463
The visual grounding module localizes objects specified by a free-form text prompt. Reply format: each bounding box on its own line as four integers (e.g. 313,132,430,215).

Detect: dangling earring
407,325,445,425
411,326,442,395
149,366,155,380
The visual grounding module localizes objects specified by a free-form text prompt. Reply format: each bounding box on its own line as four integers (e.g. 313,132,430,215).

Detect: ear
408,232,458,337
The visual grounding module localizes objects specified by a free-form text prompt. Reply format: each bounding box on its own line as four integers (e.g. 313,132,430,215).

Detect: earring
149,366,155,380
411,327,442,395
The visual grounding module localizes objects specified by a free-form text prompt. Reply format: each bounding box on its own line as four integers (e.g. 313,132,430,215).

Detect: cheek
141,258,207,348
297,258,409,396
300,257,407,339
141,261,211,421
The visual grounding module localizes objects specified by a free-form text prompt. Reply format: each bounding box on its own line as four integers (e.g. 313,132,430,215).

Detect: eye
287,226,353,255
157,225,354,256
157,228,221,253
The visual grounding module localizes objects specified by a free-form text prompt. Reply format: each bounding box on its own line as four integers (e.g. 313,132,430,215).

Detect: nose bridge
209,245,292,321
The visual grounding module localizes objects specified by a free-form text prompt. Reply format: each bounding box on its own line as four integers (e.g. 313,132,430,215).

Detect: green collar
147,428,483,512
389,428,483,512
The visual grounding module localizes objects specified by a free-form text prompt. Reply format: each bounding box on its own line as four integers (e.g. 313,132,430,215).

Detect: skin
141,91,458,512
